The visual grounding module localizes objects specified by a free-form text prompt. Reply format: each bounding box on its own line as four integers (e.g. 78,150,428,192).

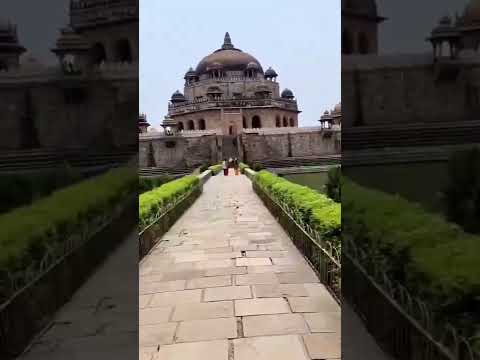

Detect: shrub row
343,178,480,334
254,170,341,243
239,162,250,174
325,166,341,203
139,176,173,194
208,164,222,175
139,175,199,231
0,166,137,294
0,166,83,214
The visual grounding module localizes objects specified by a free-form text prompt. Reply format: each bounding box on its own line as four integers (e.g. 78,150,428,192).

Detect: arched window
358,33,369,55
229,126,234,135
252,115,261,128
114,38,133,63
283,116,288,127
198,119,206,130
342,29,353,55
177,121,184,131
276,116,281,127
243,116,247,128
289,118,294,127
187,120,195,130
91,42,107,65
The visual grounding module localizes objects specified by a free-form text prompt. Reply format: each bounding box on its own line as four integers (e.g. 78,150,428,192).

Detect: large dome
195,33,263,75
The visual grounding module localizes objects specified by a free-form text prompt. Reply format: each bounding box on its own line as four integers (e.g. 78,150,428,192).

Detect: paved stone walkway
18,231,138,360
140,171,341,360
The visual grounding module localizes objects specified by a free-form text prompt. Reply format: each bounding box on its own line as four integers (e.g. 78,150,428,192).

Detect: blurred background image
0,1,138,359
342,0,480,359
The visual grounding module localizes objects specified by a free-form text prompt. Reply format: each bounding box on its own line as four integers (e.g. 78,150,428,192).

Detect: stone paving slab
242,313,309,337
139,174,341,359
304,312,341,333
172,300,234,321
233,335,310,360
235,298,290,316
204,285,252,301
175,317,237,342
154,339,228,360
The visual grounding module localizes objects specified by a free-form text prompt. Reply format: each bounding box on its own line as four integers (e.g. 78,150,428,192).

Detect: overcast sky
140,0,341,129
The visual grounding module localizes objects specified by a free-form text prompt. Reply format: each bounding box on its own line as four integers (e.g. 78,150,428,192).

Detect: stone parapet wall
241,130,339,162
342,54,480,127
139,134,220,169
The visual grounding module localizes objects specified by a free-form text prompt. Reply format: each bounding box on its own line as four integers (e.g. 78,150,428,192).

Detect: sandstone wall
139,134,219,168
184,75,279,100
342,63,479,127
172,107,298,132
0,78,137,150
241,130,338,162
139,130,336,168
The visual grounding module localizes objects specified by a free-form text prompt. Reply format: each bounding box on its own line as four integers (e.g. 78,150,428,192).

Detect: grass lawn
282,172,328,193
345,161,449,213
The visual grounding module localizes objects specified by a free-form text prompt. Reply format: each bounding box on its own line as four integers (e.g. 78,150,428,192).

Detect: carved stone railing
168,97,298,115
70,0,138,29
243,126,328,135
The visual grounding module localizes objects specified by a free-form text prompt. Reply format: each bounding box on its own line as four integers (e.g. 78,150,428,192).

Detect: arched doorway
229,125,234,135
342,29,353,55
187,120,195,130
198,119,206,130
252,115,261,128
91,42,107,65
178,121,184,131
115,38,133,63
283,116,288,127
289,118,294,127
276,116,281,127
358,33,369,54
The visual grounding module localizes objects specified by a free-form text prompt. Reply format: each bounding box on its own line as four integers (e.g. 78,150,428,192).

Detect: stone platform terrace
140,171,341,360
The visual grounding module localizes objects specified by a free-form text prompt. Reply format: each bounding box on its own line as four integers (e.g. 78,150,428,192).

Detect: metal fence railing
252,181,341,303
344,236,480,360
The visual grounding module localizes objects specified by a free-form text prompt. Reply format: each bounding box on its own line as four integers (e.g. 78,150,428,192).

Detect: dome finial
222,32,234,50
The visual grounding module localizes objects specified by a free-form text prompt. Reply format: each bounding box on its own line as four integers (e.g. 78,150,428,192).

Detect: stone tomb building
139,33,340,169
168,33,300,135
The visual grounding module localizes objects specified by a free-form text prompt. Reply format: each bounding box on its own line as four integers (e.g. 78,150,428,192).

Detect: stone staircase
0,147,136,174
138,167,194,178
251,155,340,169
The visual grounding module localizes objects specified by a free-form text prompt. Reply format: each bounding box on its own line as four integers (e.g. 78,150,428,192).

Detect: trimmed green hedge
254,170,341,243
0,166,83,214
208,164,222,175
325,166,341,203
139,176,173,194
239,162,250,174
139,175,199,231
343,178,480,334
0,166,136,294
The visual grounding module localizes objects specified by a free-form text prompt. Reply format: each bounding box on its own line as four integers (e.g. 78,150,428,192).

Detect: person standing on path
222,159,228,176
233,158,239,175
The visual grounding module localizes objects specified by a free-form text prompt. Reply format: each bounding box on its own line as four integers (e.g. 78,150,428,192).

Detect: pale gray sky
140,0,341,128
